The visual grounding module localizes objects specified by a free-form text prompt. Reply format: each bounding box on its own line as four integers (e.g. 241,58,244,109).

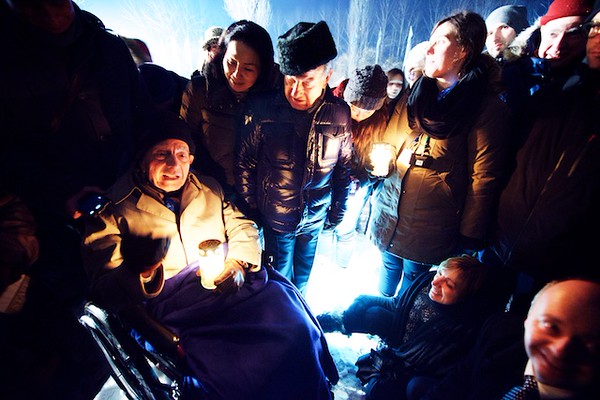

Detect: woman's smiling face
429,266,464,305
223,40,261,93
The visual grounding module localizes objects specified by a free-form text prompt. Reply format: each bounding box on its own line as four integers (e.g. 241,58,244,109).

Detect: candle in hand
370,143,393,177
198,239,225,289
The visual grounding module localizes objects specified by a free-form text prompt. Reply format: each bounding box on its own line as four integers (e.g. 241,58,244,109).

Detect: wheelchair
79,302,203,400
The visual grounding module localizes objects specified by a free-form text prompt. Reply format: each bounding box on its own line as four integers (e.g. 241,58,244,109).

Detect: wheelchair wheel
79,303,181,400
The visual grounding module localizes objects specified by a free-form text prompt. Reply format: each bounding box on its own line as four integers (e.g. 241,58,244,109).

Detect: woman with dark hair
180,20,280,195
369,11,510,299
317,255,505,400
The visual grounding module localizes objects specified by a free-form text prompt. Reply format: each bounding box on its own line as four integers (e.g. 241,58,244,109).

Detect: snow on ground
95,232,383,400
307,232,383,400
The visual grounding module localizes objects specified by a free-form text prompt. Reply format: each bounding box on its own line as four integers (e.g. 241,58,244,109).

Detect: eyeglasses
584,22,600,38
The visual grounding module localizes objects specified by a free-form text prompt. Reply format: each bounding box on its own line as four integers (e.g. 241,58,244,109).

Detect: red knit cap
540,0,594,25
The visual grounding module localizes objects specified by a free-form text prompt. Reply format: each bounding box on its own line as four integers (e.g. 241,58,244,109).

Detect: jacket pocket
316,126,343,168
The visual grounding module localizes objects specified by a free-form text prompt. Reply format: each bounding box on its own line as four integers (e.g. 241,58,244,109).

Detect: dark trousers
263,224,323,295
378,251,431,297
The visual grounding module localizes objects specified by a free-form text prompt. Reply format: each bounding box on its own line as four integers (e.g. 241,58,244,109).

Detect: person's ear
324,68,333,85
456,47,468,64
189,154,195,164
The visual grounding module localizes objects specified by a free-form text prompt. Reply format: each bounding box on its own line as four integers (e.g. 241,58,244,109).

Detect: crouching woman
318,254,506,400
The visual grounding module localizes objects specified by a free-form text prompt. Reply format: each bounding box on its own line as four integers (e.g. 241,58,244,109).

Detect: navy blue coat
235,88,352,233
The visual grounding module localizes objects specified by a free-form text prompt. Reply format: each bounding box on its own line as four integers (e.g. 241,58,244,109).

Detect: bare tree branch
223,0,272,27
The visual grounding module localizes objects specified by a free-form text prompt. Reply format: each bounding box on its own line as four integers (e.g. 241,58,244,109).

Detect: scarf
408,60,490,140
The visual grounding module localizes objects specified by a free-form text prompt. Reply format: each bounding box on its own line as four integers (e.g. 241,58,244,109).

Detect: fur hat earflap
344,65,388,111
277,21,337,76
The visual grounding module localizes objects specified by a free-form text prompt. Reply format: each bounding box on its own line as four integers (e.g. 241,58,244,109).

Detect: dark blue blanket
146,265,339,400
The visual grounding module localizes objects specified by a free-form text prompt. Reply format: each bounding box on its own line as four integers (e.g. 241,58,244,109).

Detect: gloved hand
366,144,396,180
355,347,400,386
120,235,170,275
324,201,343,232
214,259,247,294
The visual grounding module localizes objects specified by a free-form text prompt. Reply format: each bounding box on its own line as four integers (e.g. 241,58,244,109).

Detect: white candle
370,143,393,177
198,240,225,290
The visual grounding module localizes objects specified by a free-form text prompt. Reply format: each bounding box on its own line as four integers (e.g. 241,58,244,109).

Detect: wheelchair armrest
118,304,184,360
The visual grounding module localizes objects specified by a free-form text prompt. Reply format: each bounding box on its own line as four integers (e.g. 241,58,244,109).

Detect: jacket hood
503,18,541,62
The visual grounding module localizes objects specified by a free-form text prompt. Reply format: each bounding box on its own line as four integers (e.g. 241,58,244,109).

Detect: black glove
120,235,170,274
324,201,343,231
214,259,247,294
355,347,402,386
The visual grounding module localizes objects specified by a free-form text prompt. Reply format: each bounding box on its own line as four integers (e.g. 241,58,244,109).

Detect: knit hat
344,65,388,111
540,0,593,25
277,21,337,76
138,112,196,159
202,26,224,50
485,5,529,34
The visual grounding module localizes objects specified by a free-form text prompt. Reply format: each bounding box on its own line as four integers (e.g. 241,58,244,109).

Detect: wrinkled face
349,104,376,122
486,23,517,58
386,73,404,99
223,40,261,93
539,16,587,69
428,266,465,305
425,22,467,87
524,281,600,392
587,12,600,70
142,139,194,192
284,65,331,111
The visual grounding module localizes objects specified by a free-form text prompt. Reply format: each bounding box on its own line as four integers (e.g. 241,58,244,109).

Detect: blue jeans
378,251,431,297
335,184,369,241
263,224,323,295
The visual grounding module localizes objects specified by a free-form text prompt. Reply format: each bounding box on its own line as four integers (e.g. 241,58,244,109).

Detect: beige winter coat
83,170,261,310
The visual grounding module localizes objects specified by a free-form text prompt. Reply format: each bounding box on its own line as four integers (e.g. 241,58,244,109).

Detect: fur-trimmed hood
503,17,541,62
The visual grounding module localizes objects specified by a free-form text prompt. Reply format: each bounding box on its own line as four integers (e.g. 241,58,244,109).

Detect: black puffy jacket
235,88,352,233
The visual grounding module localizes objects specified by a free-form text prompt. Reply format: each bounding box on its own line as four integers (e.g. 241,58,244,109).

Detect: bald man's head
525,279,600,395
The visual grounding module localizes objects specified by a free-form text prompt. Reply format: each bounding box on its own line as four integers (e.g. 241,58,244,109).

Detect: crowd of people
0,0,599,399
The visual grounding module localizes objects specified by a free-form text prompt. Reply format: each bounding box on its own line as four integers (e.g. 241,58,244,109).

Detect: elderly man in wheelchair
80,112,338,400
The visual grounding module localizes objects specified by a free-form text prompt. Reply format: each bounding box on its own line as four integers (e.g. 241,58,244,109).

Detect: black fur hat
344,65,388,111
277,21,337,76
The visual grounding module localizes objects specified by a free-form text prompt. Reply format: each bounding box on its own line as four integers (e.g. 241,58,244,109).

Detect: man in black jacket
235,21,352,294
